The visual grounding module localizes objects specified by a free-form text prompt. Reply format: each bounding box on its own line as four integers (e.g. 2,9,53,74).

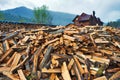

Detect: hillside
2,6,76,25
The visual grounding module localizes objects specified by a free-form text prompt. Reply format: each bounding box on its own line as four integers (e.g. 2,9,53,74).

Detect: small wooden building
73,11,103,26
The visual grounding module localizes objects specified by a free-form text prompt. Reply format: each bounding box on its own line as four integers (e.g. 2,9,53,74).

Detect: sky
0,0,120,22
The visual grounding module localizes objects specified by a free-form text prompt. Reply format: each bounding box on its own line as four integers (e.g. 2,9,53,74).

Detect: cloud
0,0,120,22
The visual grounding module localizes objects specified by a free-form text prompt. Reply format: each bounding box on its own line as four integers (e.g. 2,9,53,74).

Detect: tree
0,9,4,20
33,5,52,24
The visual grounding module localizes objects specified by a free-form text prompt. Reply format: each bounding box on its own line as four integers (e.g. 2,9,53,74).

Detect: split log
10,56,28,72
3,71,20,80
42,68,61,73
2,31,19,41
0,48,14,62
0,67,10,72
73,63,82,80
39,46,53,69
109,71,120,80
73,56,84,75
94,76,107,80
63,35,76,41
17,69,27,80
61,62,71,80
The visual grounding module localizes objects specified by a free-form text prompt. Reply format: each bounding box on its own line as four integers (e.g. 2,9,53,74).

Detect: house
73,11,103,26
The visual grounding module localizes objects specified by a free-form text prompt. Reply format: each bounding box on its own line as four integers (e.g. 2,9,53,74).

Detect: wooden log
61,62,71,80
11,52,21,67
17,69,27,80
73,56,84,75
109,71,120,80
39,46,53,69
42,68,61,73
2,31,19,41
90,33,97,48
68,58,74,70
5,40,10,50
10,56,28,72
0,67,10,72
6,52,16,66
100,49,113,55
94,76,107,80
49,74,56,80
32,53,38,74
73,63,82,80
22,36,29,43
3,71,20,80
63,35,76,41
0,48,14,62
107,68,120,73
95,38,109,44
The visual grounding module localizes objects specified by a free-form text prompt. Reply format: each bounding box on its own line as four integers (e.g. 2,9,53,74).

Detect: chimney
93,11,95,16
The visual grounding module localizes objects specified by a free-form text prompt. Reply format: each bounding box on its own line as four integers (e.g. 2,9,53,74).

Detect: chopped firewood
32,54,38,74
3,71,20,80
0,24,120,80
42,68,61,73
0,48,14,62
73,56,84,75
10,56,28,72
63,35,76,41
39,46,53,69
11,52,21,67
73,63,83,80
109,71,120,80
68,58,74,70
0,67,10,72
22,36,29,43
93,76,107,80
61,62,71,80
6,52,16,66
2,31,19,41
49,73,56,80
17,69,27,80
5,40,10,50
95,38,109,44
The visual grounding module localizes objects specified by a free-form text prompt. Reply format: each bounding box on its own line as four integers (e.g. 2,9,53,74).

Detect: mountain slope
2,6,76,25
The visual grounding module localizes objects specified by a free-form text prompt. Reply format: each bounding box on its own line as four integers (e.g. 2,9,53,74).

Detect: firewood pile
0,25,120,80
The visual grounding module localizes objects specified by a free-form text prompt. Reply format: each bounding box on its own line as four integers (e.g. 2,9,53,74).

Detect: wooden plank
93,76,107,80
73,63,82,80
0,67,10,72
0,48,14,62
22,36,29,43
61,62,71,80
5,40,10,50
42,68,61,73
17,69,27,80
109,71,120,80
63,35,75,41
3,71,20,80
73,56,84,75
2,31,19,41
10,56,28,72
68,58,74,70
39,46,53,69
11,52,21,67
49,74,56,80
6,52,16,66
32,54,38,74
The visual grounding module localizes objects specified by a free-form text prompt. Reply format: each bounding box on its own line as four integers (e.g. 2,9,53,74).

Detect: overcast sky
0,0,120,22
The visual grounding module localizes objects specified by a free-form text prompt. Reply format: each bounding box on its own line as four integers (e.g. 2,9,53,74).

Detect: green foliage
107,20,120,28
0,10,4,20
33,5,52,24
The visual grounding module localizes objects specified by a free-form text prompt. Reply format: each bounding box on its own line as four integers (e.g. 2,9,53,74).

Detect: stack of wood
0,25,120,80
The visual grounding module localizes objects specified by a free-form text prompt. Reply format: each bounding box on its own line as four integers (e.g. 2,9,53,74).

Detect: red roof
78,13,91,21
